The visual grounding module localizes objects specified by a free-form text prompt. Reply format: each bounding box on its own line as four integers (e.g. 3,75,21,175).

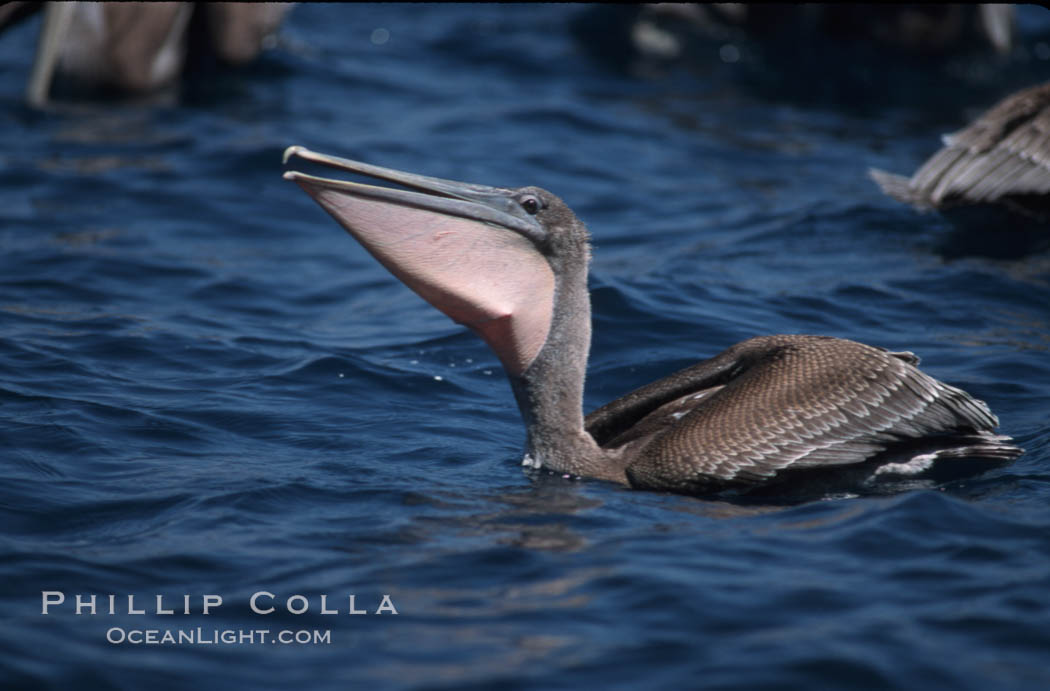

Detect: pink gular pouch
284,150,554,377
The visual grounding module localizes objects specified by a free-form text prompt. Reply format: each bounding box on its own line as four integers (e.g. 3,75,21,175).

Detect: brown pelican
283,146,1020,496
1,2,292,106
871,82,1050,226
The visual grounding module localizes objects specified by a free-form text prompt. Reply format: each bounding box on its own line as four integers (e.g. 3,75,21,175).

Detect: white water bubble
371,28,390,45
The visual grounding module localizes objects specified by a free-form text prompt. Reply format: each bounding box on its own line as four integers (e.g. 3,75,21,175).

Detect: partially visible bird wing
871,82,1050,210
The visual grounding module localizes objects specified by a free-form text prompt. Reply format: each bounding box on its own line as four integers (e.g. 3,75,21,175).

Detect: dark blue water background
2,5,1050,689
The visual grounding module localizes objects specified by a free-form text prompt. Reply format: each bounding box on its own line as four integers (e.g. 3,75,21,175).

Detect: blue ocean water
2,4,1050,689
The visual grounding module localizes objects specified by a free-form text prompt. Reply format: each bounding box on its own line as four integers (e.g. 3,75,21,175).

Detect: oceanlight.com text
106,627,331,645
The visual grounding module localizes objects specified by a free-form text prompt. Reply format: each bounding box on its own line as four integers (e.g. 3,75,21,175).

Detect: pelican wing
872,83,1050,213
590,335,1013,493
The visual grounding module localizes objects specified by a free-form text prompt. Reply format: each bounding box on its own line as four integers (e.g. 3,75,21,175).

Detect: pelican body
9,2,292,106
284,147,1020,496
871,82,1050,226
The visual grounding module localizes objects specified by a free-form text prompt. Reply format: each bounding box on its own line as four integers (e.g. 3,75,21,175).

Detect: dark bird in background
630,4,1015,58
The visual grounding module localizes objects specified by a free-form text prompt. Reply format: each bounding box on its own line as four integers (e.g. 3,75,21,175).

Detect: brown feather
871,82,1050,214
582,335,1016,493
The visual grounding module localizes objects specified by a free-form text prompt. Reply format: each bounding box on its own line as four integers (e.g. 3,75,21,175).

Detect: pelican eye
520,195,541,215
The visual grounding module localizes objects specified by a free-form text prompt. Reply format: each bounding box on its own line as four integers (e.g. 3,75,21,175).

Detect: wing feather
870,82,1050,215
611,335,1017,493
